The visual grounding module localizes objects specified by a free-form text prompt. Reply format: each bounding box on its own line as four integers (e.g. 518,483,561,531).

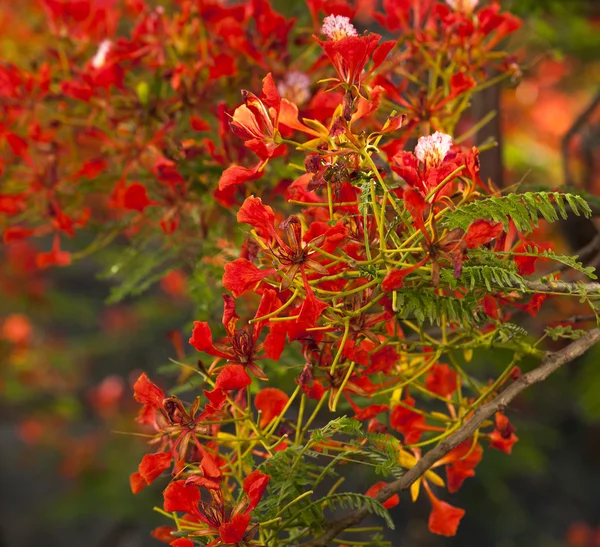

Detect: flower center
415,132,454,169
321,15,358,41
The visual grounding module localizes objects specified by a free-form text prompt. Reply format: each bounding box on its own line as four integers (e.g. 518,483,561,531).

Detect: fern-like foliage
545,325,587,341
519,246,597,279
310,416,363,443
355,433,404,479
490,322,529,345
441,191,591,233
256,446,324,523
312,419,405,480
394,289,483,326
100,239,180,303
442,265,526,292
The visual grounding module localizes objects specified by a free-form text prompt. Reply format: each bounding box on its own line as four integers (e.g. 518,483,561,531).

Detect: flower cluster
4,1,598,546
125,3,594,544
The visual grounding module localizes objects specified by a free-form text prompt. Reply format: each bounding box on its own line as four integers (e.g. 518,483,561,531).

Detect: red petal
189,321,229,358
215,364,252,391
170,539,194,547
243,469,271,511
255,387,289,428
133,373,165,407
200,454,223,480
381,258,427,291
219,513,251,543
428,495,465,536
130,471,146,494
403,188,427,233
237,195,278,242
223,258,275,297
163,480,200,515
252,288,280,335
371,40,396,71
222,295,239,336
463,220,503,248
218,164,259,192
261,72,280,109
449,72,476,98
184,475,221,491
138,452,172,485
424,364,458,398
75,158,106,179
123,183,153,212
298,287,328,327
151,525,176,543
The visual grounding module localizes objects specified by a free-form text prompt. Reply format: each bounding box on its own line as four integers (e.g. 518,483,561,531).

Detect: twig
297,329,600,547
560,314,597,324
523,280,600,294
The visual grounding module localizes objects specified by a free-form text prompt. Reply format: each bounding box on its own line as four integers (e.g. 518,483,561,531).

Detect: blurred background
1,1,600,546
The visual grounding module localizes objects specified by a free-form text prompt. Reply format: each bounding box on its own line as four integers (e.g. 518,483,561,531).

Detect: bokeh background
1,1,600,546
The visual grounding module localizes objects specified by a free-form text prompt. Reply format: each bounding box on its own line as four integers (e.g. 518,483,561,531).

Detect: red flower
163,470,270,545
36,236,71,269
189,290,281,382
237,197,334,326
316,15,395,88
131,373,215,492
390,394,435,445
438,439,483,493
218,73,320,197
425,364,458,398
490,412,518,454
424,482,465,536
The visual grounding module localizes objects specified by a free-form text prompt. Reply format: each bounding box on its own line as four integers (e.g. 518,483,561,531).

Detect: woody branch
298,328,600,547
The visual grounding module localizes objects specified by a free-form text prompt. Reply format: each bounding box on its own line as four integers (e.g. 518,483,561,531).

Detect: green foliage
394,288,483,326
441,191,591,233
521,246,597,279
310,416,363,443
256,445,324,524
443,265,526,292
358,433,404,480
491,323,530,345
311,418,404,480
100,239,180,303
545,325,587,341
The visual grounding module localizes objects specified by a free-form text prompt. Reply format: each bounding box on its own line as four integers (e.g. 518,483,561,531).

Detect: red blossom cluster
4,1,596,546
121,2,557,543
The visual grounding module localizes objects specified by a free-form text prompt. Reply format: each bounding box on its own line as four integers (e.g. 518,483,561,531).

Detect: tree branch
298,329,600,547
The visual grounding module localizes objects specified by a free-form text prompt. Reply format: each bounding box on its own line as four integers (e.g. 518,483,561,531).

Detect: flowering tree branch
298,328,600,547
